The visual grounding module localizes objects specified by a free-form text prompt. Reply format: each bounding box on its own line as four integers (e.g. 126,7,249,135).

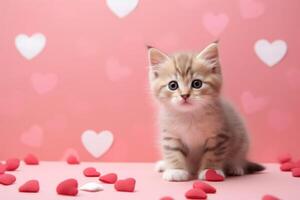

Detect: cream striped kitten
148,42,264,181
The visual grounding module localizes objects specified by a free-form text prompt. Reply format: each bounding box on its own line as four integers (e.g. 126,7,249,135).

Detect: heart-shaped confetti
0,174,16,185
19,180,40,193
5,158,20,171
205,169,225,182
99,173,118,184
114,178,136,192
24,153,39,165
83,167,100,177
56,178,78,196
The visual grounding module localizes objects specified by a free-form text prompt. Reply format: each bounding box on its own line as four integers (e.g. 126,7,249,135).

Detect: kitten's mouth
180,100,192,106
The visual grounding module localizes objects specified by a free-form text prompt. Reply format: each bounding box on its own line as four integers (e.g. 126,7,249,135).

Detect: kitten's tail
244,161,265,174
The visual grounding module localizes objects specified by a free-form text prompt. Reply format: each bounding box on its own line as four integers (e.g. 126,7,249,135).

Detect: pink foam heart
61,148,79,161
56,178,78,196
202,12,229,36
160,197,174,200
278,153,292,164
185,188,207,199
114,178,136,192
240,0,264,18
5,158,20,171
0,174,16,185
241,91,267,114
24,153,39,165
20,125,43,147
19,180,40,193
205,169,224,182
31,73,58,94
83,167,101,177
105,57,131,81
193,180,216,193
99,173,118,184
292,168,300,177
66,155,80,164
262,194,280,200
280,162,296,171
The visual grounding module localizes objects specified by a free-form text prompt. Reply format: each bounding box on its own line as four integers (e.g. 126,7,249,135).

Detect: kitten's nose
181,94,190,100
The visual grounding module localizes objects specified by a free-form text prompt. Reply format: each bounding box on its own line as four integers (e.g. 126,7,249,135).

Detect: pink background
0,0,299,162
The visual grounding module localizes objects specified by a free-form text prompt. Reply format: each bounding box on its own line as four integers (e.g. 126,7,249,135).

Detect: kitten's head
148,42,222,112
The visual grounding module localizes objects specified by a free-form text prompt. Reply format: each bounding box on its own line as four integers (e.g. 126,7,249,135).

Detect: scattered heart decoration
240,0,264,19
20,125,44,148
31,73,58,94
254,39,287,67
105,57,131,81
83,167,101,177
15,33,46,60
202,12,229,36
81,130,114,158
24,153,39,165
106,0,139,18
99,173,118,184
79,182,104,192
0,174,16,185
56,178,78,196
114,178,136,192
19,180,40,193
241,91,267,114
5,158,20,171
205,169,225,182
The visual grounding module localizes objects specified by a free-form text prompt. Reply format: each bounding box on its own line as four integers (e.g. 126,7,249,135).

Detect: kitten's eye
168,81,179,91
191,79,202,89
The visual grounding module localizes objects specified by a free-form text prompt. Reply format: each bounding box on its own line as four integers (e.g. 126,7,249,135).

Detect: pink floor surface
0,162,299,200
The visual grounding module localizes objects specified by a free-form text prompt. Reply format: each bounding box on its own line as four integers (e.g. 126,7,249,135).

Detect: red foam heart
19,180,39,193
160,196,174,200
0,174,16,185
66,155,80,164
114,178,136,192
280,162,296,171
205,169,224,182
185,188,207,199
193,180,216,193
278,153,292,164
56,178,78,196
262,194,280,200
83,167,100,177
5,158,20,171
24,153,39,165
0,163,6,174
99,173,118,184
292,167,300,177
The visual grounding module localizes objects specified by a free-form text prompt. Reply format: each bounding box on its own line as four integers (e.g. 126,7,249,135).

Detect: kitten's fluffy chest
160,109,223,149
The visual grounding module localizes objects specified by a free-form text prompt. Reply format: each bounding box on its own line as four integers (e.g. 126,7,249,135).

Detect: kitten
148,42,265,181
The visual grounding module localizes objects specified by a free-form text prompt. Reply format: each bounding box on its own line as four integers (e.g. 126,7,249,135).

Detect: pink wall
0,0,299,162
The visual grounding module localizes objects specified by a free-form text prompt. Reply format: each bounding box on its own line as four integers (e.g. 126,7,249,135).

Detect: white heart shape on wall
15,33,46,60
106,0,139,18
254,39,287,67
81,130,114,158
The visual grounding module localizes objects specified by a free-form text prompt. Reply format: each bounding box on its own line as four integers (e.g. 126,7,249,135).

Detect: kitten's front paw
198,169,225,181
163,169,190,181
155,160,166,173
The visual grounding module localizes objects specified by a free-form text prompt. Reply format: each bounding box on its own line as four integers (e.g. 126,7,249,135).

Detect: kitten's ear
147,46,170,69
196,42,220,73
